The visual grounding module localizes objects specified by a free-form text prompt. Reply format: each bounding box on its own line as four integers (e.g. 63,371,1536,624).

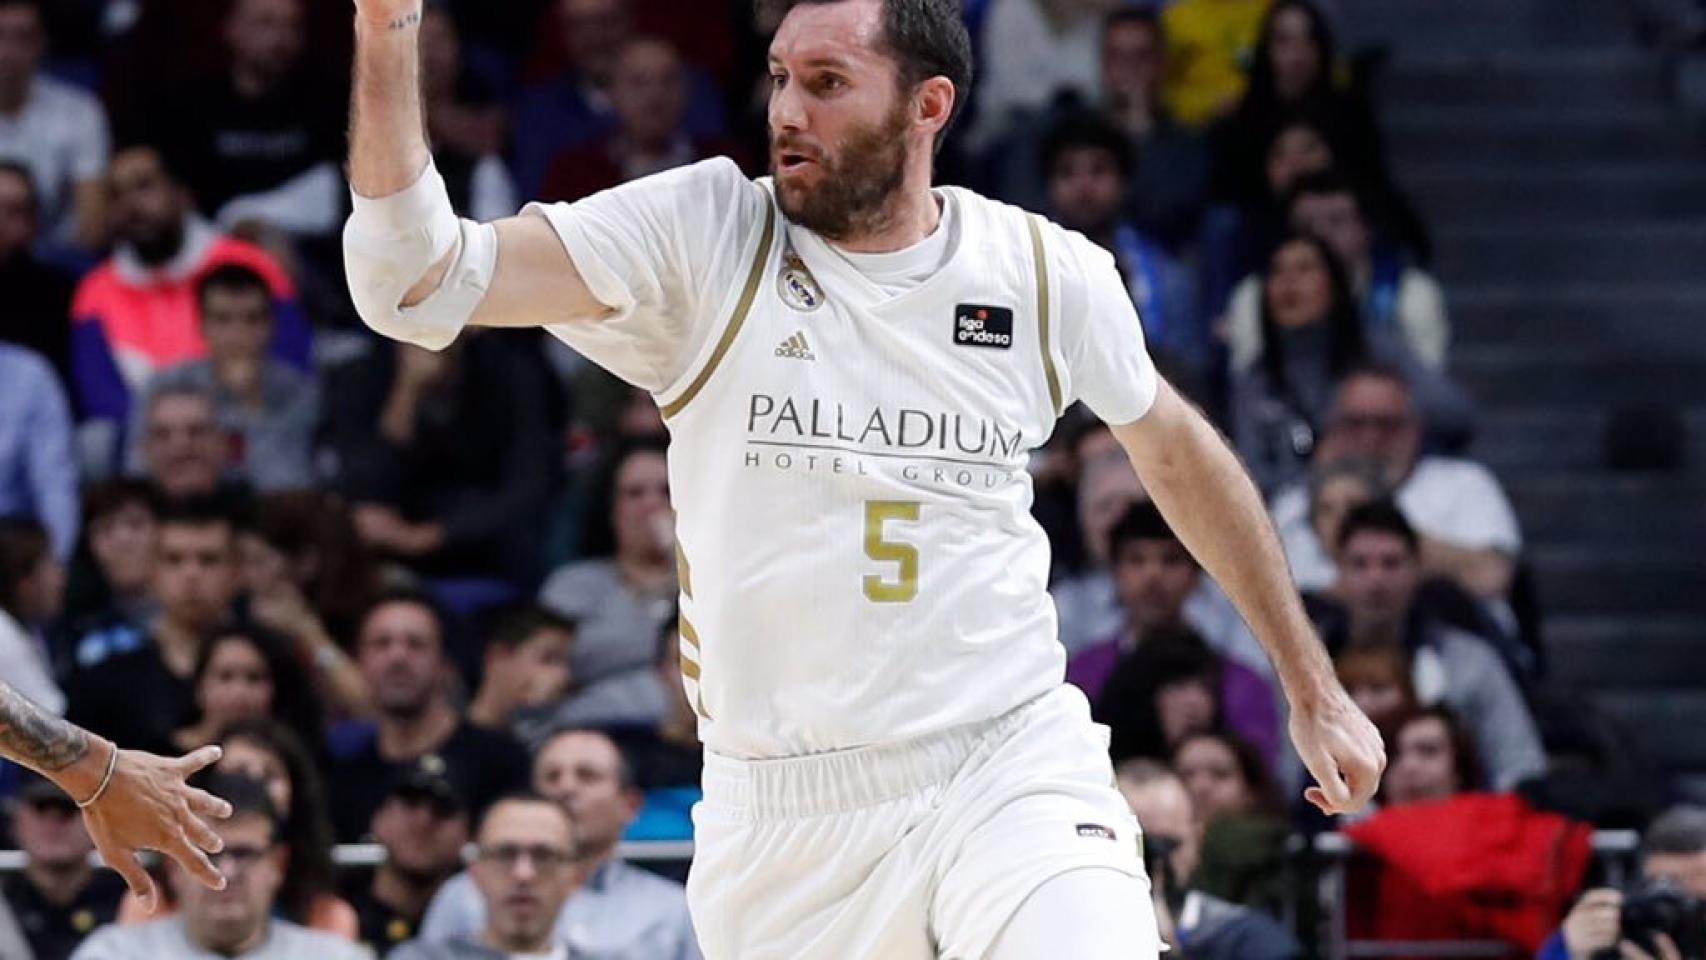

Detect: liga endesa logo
953,304,1013,349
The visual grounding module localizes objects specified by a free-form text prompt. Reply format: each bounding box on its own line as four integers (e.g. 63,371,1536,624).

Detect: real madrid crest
778,251,825,313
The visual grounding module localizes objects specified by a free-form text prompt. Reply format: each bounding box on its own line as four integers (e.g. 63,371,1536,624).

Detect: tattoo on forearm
390,11,421,30
0,683,89,771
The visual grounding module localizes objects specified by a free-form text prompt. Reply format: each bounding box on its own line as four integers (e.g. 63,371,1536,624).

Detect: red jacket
1344,793,1592,953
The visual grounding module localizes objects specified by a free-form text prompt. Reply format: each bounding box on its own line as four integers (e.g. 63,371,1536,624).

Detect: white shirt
0,74,110,245
527,158,1157,758
1271,455,1522,559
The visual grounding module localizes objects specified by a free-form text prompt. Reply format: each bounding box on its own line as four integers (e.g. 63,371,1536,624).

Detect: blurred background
0,0,1704,957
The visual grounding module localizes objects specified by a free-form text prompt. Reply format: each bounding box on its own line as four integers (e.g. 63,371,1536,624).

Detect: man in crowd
419,729,698,959
1271,367,1522,601
65,497,239,756
1118,759,1302,959
326,589,530,841
0,0,109,249
134,385,237,501
1320,502,1544,790
1,774,126,960
345,770,472,957
70,772,370,960
70,145,309,441
0,342,77,560
0,163,75,386
1545,806,1706,960
391,795,579,960
466,606,575,738
128,265,318,492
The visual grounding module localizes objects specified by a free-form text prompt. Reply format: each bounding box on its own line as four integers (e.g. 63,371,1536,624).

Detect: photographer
1117,759,1302,959
1542,806,1706,960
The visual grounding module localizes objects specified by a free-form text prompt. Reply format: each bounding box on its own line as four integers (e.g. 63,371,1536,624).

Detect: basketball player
343,0,1385,955
0,681,233,910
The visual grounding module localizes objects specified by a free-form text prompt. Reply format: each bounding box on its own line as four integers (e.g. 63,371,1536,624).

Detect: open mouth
776,151,817,173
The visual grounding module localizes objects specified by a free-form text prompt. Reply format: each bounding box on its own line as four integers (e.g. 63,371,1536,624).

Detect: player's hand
1289,682,1385,816
352,0,422,30
82,745,234,913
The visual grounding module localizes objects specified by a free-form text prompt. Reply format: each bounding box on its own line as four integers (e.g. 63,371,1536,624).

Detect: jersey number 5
863,501,920,603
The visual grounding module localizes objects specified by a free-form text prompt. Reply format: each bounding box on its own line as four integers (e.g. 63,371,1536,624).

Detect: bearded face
771,91,912,242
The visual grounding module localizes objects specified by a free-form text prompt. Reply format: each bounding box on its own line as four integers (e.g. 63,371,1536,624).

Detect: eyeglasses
209,845,271,870
477,844,574,871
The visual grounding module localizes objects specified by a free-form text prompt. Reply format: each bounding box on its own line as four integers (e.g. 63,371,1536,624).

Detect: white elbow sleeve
343,162,498,351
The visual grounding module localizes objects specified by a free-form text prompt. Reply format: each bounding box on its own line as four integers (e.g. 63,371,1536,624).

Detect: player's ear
914,75,955,140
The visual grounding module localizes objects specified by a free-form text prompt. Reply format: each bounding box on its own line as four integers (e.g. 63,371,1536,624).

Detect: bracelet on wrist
76,746,119,810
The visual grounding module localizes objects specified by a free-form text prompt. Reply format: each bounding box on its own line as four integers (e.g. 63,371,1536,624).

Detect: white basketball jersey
531,159,1157,759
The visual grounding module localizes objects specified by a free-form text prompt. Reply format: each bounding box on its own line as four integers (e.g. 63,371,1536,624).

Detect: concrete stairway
1357,12,1706,800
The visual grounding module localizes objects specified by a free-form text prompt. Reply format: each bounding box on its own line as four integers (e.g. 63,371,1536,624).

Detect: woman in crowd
172,626,325,755
1172,731,1292,916
60,479,158,631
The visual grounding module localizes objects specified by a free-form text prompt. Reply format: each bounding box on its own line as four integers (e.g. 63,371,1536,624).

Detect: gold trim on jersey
660,200,779,420
1026,215,1063,416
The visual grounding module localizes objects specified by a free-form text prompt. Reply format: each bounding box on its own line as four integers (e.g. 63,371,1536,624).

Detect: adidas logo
774,331,816,361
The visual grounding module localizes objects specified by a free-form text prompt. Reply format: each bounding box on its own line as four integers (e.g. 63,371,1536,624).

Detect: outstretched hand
81,745,234,912
1289,685,1386,816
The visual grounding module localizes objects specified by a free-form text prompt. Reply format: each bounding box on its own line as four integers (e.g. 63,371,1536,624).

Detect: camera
1590,879,1706,960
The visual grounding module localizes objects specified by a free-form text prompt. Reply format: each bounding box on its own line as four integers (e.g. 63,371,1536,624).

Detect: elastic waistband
702,691,1052,819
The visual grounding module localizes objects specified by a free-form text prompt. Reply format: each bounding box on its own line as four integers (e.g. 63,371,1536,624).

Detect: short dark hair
196,263,273,314
477,791,573,838
192,770,281,839
83,478,161,528
357,586,449,649
1040,111,1133,180
1644,806,1706,858
757,0,974,148
535,727,639,793
1337,500,1418,555
156,495,238,537
1108,501,1183,559
488,604,575,652
0,515,49,615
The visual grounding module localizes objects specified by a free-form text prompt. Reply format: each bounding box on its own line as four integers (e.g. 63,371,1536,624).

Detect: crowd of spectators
0,0,1690,957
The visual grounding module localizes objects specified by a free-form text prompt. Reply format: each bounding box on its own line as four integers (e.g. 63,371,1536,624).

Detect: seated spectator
133,383,247,502
323,333,558,582
1117,759,1303,960
1211,1,1386,213
173,626,324,754
420,728,697,958
65,497,239,755
325,590,530,842
1228,172,1450,373
1,773,126,960
392,794,580,960
1318,502,1544,790
1041,112,1205,387
0,0,109,249
1097,9,1211,249
1075,502,1277,755
59,479,157,632
537,443,675,729
1172,730,1292,916
1096,625,1279,771
70,772,369,960
1271,366,1523,601
619,617,705,792
344,771,471,958
1277,456,1385,594
466,605,574,736
1540,806,1706,960
0,163,76,385
542,35,750,203
1230,232,1367,494
0,516,66,713
1159,0,1272,128
419,5,516,222
1344,708,1593,954
210,721,358,938
967,0,1109,150
510,0,728,197
70,144,309,436
1334,642,1418,742
0,344,77,560
238,490,383,657
157,0,344,239
126,265,317,493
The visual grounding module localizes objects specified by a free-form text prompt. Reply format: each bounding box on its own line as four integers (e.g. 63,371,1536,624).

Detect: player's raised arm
344,0,608,347
1111,380,1387,816
0,682,233,912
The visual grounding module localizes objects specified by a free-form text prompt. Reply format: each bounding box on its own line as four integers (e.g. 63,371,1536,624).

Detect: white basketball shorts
685,684,1160,959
